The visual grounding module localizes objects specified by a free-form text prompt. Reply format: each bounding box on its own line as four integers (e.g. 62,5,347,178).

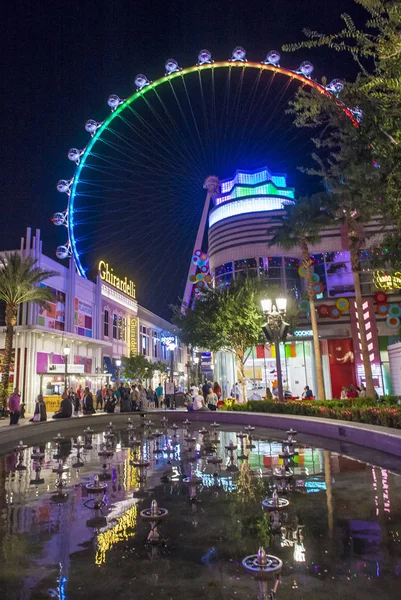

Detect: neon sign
99,261,136,299
161,335,176,349
373,270,401,291
130,317,138,357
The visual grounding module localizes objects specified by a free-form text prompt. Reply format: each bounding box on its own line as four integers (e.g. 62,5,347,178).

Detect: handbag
33,412,40,422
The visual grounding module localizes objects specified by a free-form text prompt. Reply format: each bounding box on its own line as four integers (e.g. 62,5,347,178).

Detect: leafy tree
268,195,331,400
153,360,169,383
0,253,58,409
173,277,297,401
121,354,155,382
279,0,401,397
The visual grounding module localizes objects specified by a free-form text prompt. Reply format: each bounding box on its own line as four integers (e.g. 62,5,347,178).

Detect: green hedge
220,398,401,428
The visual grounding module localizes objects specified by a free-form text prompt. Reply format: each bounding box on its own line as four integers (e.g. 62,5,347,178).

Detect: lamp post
115,358,122,386
63,345,71,394
261,297,289,403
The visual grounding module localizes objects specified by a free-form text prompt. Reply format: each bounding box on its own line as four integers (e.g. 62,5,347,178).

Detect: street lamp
63,345,71,393
167,342,177,383
115,358,122,385
261,297,289,402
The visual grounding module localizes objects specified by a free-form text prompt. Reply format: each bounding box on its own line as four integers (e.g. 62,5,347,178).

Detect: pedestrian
120,387,132,412
104,389,116,413
202,380,210,400
155,382,164,408
265,387,273,400
96,388,103,410
83,387,95,415
30,394,47,422
184,389,194,411
8,388,21,425
147,387,154,408
130,385,139,410
193,392,209,411
52,392,73,419
71,389,80,415
346,385,358,399
206,387,218,410
213,381,222,400
358,384,367,398
234,383,241,401
138,385,147,411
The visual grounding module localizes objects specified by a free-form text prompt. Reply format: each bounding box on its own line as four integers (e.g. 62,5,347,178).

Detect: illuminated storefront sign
373,270,401,291
130,317,138,357
99,261,136,299
161,335,176,347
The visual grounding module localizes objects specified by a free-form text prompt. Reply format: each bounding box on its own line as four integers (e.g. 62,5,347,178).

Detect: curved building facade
204,167,399,399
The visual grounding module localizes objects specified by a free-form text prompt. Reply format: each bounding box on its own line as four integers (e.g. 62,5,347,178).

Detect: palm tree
0,253,59,409
268,196,330,401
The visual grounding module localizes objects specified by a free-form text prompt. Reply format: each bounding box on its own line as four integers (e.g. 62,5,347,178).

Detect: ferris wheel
53,47,356,310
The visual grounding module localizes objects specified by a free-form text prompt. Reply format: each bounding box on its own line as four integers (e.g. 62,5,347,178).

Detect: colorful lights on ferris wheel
230,47,247,62
165,59,181,76
135,74,150,91
197,49,213,65
67,148,85,165
325,78,344,95
262,50,281,66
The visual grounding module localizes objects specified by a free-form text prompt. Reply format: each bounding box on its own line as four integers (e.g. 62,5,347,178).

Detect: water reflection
0,423,400,599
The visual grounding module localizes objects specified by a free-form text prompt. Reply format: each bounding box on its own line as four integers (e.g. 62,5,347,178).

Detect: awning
103,356,117,382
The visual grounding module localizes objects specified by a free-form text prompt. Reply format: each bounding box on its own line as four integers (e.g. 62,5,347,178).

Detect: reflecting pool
0,419,400,599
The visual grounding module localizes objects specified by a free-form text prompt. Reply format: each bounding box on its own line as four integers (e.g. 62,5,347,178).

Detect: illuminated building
0,228,186,413
185,167,400,398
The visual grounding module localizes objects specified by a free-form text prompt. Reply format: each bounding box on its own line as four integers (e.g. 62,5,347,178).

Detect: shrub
220,398,401,428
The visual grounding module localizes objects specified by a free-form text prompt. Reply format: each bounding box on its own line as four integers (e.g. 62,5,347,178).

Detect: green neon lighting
68,61,354,278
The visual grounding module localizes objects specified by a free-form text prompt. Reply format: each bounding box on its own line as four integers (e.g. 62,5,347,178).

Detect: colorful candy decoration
192,248,209,268
335,298,350,312
386,315,400,329
298,299,310,312
313,282,324,295
374,291,388,303
328,306,341,319
298,265,307,278
376,303,389,316
317,305,330,317
388,304,401,317
311,273,320,283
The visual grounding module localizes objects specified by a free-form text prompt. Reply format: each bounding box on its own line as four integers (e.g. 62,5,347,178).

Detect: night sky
2,0,366,319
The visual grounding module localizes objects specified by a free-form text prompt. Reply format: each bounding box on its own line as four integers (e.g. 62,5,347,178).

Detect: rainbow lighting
209,166,294,227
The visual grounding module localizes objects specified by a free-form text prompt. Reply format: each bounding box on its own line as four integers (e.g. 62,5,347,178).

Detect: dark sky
2,0,366,319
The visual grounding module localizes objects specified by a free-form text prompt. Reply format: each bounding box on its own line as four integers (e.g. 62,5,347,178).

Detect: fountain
242,546,283,600
273,465,294,494
207,452,223,476
30,447,45,461
262,487,290,532
183,465,202,509
225,440,238,472
286,428,297,442
140,499,168,544
73,437,85,468
245,425,255,433
160,416,168,429
246,433,256,450
84,474,108,527
30,463,45,486
98,444,114,459
14,441,27,471
83,426,94,450
51,461,69,502
52,433,64,459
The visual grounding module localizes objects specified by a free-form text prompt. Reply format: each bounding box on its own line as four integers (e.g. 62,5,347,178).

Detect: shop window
215,273,233,288
325,251,354,296
117,316,126,341
153,331,159,358
104,310,109,337
215,262,233,276
140,325,149,356
235,258,257,271
113,314,118,339
259,257,283,283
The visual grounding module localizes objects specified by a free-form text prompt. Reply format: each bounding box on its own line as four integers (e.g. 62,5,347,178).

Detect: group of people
340,384,368,399
183,381,222,412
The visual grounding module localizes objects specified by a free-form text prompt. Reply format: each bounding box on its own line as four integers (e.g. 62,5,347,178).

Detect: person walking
83,387,95,415
206,387,218,411
202,380,210,400
155,383,164,408
8,388,21,425
213,381,222,400
138,385,147,411
96,388,103,411
104,389,116,413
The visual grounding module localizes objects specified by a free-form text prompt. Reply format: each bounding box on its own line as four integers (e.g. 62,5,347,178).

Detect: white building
0,228,186,413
